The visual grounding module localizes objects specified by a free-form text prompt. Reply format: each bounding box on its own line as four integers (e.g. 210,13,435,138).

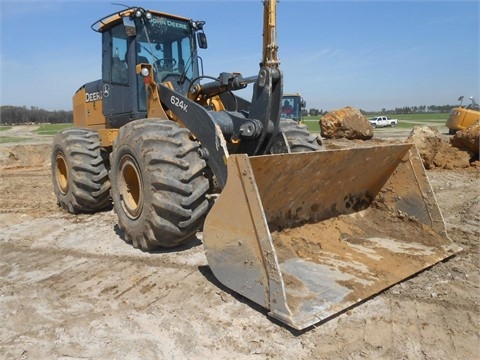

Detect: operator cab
281,94,306,122
91,7,207,128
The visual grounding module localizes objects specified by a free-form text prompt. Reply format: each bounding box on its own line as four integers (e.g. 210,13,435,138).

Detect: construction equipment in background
51,1,461,330
281,93,306,122
446,96,480,134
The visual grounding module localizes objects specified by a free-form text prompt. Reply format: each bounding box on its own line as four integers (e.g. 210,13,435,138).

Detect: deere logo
85,91,102,103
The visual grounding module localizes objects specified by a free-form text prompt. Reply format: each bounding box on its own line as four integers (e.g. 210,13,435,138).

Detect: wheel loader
51,1,461,330
281,93,306,123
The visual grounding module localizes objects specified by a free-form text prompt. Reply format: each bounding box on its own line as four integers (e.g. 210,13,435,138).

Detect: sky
0,0,478,112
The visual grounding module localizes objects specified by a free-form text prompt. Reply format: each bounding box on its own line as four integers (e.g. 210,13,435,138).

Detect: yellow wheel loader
281,93,306,122
51,2,461,330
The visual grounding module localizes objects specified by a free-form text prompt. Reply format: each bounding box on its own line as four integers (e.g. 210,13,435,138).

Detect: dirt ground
1,125,479,359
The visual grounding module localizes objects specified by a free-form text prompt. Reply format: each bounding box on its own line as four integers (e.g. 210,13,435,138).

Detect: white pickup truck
369,116,398,128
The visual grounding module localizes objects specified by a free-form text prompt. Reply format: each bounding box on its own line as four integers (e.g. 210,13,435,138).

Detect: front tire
110,119,210,250
51,128,111,213
271,119,323,153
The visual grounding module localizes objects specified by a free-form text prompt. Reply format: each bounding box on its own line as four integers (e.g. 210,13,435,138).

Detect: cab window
111,26,128,84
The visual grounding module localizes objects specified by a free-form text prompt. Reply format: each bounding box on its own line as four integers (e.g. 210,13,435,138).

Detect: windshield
135,15,198,81
281,96,301,119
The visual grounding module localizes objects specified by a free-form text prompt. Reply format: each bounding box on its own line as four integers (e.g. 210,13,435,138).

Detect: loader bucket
203,144,462,330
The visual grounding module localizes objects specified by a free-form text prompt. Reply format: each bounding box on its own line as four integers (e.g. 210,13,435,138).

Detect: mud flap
203,144,462,330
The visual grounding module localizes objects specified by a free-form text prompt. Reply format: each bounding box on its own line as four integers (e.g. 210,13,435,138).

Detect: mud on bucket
203,144,461,330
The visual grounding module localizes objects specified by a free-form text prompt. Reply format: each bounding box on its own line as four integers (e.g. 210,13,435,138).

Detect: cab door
102,24,133,127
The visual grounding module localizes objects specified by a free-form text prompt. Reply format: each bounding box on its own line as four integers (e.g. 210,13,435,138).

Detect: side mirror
123,16,136,37
300,98,306,108
197,32,208,49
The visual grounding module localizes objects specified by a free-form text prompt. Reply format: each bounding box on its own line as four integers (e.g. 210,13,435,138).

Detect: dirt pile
0,143,52,169
451,120,480,157
406,125,471,169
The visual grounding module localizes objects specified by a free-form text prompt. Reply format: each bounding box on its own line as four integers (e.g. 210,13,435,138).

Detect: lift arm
247,0,283,154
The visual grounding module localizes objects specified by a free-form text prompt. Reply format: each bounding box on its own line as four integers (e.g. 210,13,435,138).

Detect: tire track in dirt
1,237,217,359
1,139,479,359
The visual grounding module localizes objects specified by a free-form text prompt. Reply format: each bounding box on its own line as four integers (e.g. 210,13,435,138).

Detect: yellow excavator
51,1,461,330
446,95,480,134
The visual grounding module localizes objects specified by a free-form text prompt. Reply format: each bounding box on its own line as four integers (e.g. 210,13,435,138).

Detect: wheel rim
55,152,69,194
118,154,144,220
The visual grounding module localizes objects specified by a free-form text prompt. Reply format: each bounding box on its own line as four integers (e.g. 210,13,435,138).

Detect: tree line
305,104,457,117
0,103,457,125
376,104,456,115
0,106,73,125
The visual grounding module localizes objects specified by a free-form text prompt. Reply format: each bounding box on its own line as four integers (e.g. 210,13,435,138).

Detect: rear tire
110,119,210,250
271,119,323,153
51,128,111,213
